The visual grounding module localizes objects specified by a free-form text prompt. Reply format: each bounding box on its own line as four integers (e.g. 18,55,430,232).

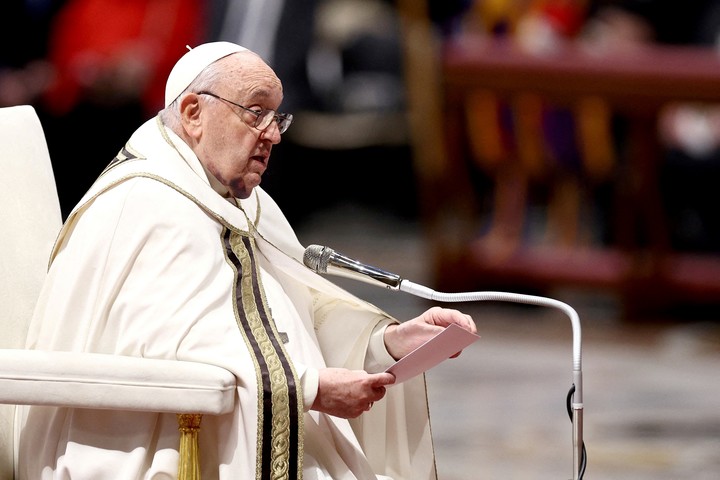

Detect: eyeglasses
196,91,293,134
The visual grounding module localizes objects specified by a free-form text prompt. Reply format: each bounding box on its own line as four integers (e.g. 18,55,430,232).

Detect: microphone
303,244,402,289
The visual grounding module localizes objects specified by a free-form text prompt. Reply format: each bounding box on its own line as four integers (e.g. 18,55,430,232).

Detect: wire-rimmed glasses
197,91,293,134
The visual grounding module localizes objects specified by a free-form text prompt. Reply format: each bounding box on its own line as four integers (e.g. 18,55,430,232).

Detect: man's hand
384,306,476,360
312,368,395,418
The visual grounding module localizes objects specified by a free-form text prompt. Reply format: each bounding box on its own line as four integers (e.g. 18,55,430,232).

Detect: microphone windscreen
303,244,334,272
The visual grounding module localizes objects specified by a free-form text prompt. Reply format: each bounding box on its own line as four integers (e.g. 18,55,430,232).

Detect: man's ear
179,92,203,138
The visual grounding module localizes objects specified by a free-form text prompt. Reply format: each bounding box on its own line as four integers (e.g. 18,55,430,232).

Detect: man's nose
260,121,282,144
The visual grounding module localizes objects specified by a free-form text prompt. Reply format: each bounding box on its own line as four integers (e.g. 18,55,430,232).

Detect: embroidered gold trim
227,230,303,480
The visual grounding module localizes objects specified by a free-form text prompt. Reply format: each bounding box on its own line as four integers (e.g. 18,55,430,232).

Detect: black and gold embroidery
101,144,145,176
224,228,303,480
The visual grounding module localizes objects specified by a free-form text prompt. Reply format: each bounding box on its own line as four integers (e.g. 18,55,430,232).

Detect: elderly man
18,42,476,479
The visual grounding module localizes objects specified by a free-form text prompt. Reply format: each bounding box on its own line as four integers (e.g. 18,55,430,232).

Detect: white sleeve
298,366,319,411
364,320,398,373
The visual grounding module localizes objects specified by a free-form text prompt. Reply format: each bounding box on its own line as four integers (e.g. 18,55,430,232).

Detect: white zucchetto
164,42,248,107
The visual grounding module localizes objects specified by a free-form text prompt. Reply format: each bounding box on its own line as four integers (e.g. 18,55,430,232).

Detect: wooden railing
400,22,720,317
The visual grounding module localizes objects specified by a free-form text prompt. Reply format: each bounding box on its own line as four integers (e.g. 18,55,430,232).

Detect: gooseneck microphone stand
400,282,586,480
304,245,587,480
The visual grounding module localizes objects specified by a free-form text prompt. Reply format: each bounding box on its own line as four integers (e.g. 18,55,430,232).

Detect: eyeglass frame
196,90,293,134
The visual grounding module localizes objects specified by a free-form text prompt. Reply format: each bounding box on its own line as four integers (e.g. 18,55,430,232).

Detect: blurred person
582,0,720,252
467,0,587,40
40,0,206,219
17,42,477,479
514,0,589,53
459,1,613,251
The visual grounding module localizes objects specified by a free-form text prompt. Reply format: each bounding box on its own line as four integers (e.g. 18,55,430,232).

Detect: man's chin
232,182,258,199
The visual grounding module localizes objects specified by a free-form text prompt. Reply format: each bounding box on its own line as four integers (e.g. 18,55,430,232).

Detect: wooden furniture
399,8,720,316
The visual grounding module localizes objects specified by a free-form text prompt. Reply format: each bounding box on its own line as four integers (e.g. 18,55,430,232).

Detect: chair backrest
0,105,62,478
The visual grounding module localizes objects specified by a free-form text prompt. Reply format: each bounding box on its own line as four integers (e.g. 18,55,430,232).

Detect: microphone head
303,244,334,273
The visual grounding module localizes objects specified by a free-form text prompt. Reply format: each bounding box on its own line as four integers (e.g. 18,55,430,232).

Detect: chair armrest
0,350,235,415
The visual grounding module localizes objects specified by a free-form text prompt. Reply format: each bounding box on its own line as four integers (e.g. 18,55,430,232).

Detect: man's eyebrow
245,88,272,101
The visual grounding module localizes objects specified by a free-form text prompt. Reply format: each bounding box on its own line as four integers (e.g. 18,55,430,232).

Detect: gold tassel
177,413,203,480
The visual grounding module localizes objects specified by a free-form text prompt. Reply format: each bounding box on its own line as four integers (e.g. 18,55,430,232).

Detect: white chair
0,105,236,480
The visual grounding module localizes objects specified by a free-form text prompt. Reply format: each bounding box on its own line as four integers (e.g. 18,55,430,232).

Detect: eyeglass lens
256,111,292,134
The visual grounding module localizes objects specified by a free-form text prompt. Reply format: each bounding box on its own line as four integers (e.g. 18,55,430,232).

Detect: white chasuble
17,117,437,480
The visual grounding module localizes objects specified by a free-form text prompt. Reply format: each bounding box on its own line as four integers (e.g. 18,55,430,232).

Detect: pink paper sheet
385,323,480,384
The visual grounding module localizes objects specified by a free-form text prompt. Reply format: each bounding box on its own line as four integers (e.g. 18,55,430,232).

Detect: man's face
195,54,284,199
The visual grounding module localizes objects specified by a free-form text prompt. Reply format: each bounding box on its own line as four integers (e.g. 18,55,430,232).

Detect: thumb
370,372,396,387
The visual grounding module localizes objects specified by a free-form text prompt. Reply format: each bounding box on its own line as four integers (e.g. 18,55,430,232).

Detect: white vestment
17,117,437,480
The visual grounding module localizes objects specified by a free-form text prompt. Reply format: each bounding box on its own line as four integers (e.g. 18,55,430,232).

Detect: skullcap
164,42,248,107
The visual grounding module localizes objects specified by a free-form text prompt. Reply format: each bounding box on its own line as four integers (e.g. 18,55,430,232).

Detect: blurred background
3,0,720,478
